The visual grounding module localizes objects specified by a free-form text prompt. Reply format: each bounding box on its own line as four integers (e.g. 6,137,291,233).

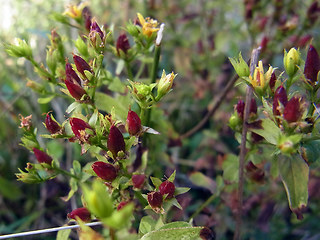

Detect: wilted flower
137,13,159,37
19,114,33,130
147,191,163,209
64,2,87,20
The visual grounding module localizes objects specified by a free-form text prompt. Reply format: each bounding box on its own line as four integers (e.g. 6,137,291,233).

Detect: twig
0,222,102,239
179,73,239,140
233,47,261,240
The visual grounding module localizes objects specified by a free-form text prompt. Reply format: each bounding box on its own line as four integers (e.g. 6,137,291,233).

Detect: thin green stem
189,193,217,221
54,167,79,180
125,60,133,80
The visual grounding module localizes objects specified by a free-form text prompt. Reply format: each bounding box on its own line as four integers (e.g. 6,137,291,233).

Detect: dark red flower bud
33,148,53,165
260,36,269,53
307,1,320,23
283,96,303,123
67,207,91,222
92,161,117,181
159,180,175,199
66,62,81,85
298,35,312,48
269,72,276,91
126,110,141,136
82,7,92,31
107,125,126,158
65,77,86,100
132,174,145,189
245,161,258,173
304,45,320,85
73,54,92,79
236,98,257,120
273,86,288,116
116,34,130,56
117,201,129,211
90,21,104,40
70,118,92,139
147,191,163,208
45,113,61,134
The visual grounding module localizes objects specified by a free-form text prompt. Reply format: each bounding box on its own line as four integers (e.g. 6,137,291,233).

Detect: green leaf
150,177,162,189
300,140,320,165
0,176,22,200
189,172,216,194
56,227,71,240
158,222,192,230
140,227,206,240
250,118,281,145
167,170,176,182
102,202,134,229
279,154,309,219
95,92,131,121
222,154,239,183
37,95,55,104
139,216,156,236
73,160,81,176
66,102,81,114
175,187,190,196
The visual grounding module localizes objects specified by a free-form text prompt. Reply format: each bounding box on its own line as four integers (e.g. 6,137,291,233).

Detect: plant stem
189,193,217,221
233,47,260,240
54,167,79,180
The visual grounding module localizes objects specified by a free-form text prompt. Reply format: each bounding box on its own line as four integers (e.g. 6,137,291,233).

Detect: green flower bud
82,180,114,219
26,79,45,93
46,48,58,74
229,53,250,78
5,39,33,59
74,36,89,59
156,70,176,101
284,48,301,78
277,135,301,155
126,22,140,37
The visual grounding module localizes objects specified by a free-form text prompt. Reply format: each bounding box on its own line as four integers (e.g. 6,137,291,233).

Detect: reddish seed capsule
132,174,145,189
66,62,81,85
273,86,288,116
107,125,126,158
73,54,92,79
159,180,175,199
70,118,92,139
90,21,104,40
283,96,303,123
116,34,130,56
45,113,61,134
269,72,276,91
33,148,53,165
236,99,257,120
147,191,163,208
127,110,141,136
67,207,91,222
92,161,117,181
304,45,320,85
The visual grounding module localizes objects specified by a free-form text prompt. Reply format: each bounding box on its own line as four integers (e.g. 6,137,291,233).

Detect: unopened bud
284,48,301,78
73,54,92,79
116,34,130,56
67,207,91,222
283,96,303,123
132,174,145,189
147,191,163,208
273,86,288,116
156,70,176,101
32,148,53,165
126,110,141,136
45,113,61,134
70,118,92,139
107,125,126,159
304,45,320,85
92,161,117,181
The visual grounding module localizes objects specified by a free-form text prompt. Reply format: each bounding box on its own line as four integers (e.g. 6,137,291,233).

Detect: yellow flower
249,61,274,96
64,2,87,20
137,13,159,37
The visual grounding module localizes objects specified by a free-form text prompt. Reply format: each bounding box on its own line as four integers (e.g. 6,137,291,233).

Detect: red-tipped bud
159,180,175,199
82,7,92,31
269,72,276,91
70,118,92,139
304,45,320,85
236,99,257,120
66,62,81,85
283,96,303,123
73,54,92,79
90,21,104,40
132,174,145,189
45,113,61,134
273,86,288,116
67,207,91,222
65,77,86,100
147,191,163,208
117,201,129,211
126,110,141,136
32,148,53,165
92,161,117,181
107,125,126,158
116,34,130,56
